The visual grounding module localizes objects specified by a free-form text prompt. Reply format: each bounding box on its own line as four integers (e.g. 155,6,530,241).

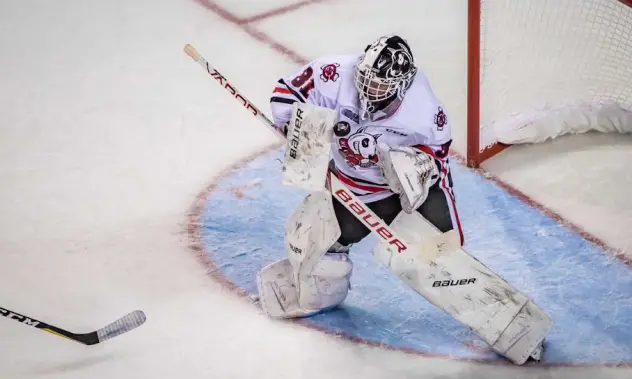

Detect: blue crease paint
201,148,632,364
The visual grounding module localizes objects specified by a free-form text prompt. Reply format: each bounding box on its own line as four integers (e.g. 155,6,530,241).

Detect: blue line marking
201,148,632,364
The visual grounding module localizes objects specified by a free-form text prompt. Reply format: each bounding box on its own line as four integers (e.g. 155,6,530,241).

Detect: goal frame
466,0,632,168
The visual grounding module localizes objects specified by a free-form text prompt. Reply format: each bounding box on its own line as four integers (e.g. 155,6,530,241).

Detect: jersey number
291,67,315,99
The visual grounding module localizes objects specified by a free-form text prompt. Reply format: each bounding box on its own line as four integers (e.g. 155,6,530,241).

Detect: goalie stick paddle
0,306,146,345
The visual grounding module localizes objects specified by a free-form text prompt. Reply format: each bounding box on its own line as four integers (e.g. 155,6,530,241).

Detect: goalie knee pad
299,251,353,311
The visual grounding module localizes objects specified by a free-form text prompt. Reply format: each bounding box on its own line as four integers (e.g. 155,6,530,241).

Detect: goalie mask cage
466,0,632,168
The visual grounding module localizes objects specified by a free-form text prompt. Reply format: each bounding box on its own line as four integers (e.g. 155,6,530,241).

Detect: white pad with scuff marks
257,253,352,319
377,143,439,213
284,191,341,291
282,103,337,192
373,211,552,365
257,190,346,319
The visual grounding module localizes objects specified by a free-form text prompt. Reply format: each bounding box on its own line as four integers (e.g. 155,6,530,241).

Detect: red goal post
466,0,632,168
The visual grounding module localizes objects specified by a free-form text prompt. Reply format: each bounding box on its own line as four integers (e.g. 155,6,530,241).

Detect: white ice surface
0,0,630,378
211,0,302,19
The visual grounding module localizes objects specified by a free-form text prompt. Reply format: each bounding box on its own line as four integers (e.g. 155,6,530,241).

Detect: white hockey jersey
270,54,454,204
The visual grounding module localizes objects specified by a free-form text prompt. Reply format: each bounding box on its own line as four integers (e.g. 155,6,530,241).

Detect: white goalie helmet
354,35,417,118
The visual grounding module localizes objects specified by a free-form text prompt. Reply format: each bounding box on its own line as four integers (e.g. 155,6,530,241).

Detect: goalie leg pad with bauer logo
372,211,552,365
257,191,351,319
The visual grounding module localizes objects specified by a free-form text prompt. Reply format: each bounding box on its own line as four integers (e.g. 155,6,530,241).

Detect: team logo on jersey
337,126,382,168
320,63,340,82
434,106,447,131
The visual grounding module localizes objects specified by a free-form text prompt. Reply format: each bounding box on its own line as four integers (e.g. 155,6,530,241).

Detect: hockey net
467,0,632,167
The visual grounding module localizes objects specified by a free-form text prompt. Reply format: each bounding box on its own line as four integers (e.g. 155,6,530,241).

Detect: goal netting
468,0,632,167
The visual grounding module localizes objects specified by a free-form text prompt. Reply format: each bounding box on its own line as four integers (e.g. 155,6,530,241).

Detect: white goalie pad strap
282,102,337,192
377,143,439,213
284,191,342,308
372,211,552,365
256,254,352,319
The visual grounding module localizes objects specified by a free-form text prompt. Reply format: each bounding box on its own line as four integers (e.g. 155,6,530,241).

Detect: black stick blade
2,306,147,345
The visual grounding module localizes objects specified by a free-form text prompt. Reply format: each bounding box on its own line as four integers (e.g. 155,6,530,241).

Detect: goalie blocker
257,102,551,365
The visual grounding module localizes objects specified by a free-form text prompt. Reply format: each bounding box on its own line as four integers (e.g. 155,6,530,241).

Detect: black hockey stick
0,306,146,345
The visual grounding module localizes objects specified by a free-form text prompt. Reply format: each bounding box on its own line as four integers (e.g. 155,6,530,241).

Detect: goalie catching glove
377,143,439,213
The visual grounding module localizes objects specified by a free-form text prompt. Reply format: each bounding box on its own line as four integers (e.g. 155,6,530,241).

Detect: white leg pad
297,252,352,311
257,190,347,319
257,253,352,319
257,258,317,319
372,211,552,365
284,191,342,308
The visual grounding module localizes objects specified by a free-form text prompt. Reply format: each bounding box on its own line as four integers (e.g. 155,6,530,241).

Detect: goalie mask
354,35,417,119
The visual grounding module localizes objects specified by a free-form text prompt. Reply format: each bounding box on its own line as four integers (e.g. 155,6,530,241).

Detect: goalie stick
0,306,146,345
183,44,282,137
